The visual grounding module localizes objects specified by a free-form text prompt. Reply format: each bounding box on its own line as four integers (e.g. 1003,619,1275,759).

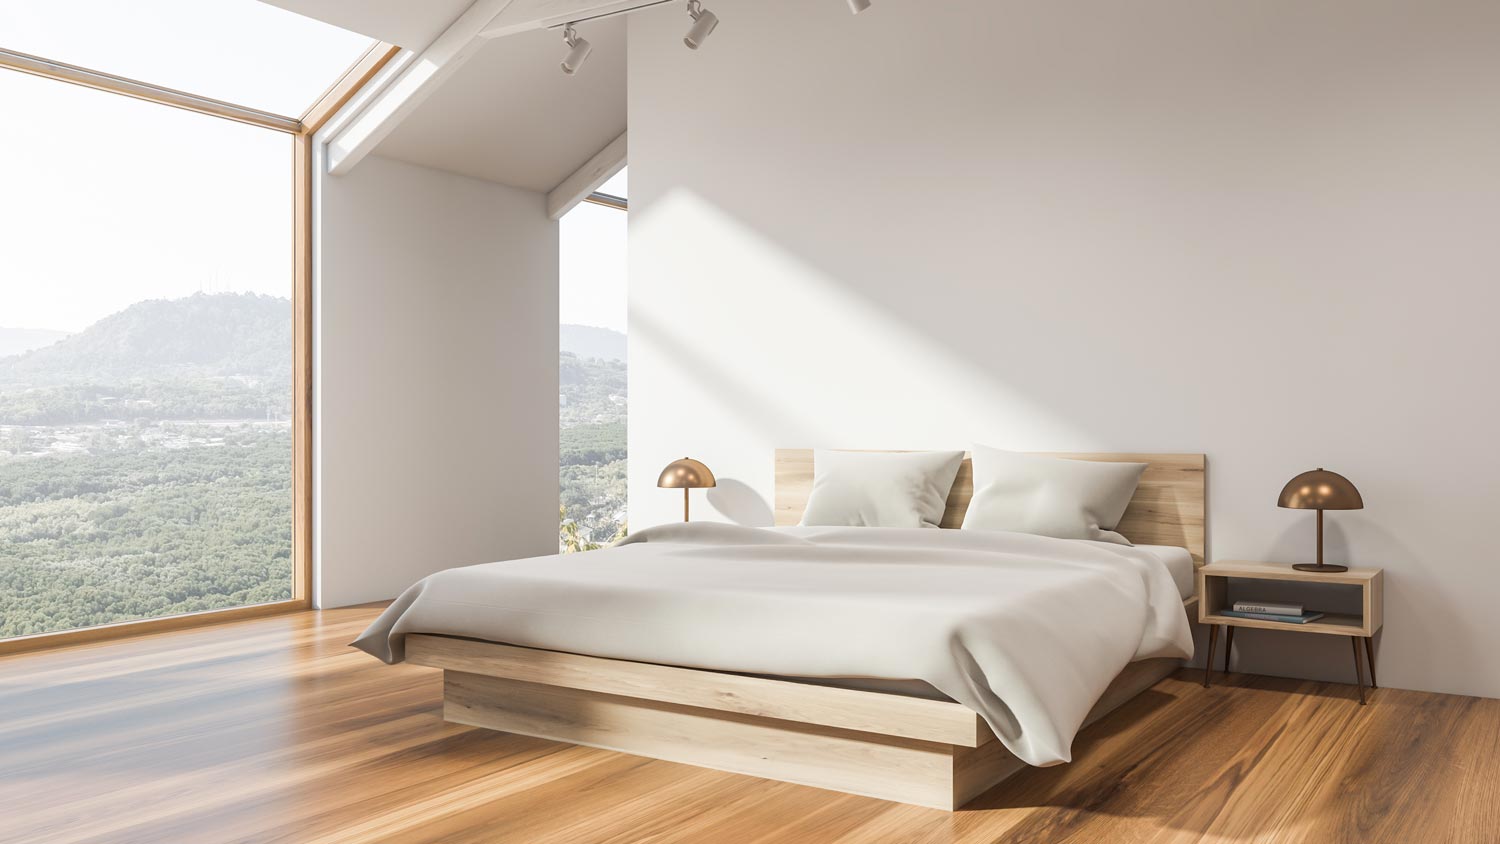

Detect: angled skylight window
598,167,628,200
0,0,378,118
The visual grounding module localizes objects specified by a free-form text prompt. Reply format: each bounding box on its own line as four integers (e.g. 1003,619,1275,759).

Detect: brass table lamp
1278,468,1364,573
658,457,716,522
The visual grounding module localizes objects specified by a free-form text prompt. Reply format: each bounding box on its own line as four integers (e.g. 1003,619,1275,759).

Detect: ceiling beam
547,132,627,220
325,0,517,175
479,0,671,38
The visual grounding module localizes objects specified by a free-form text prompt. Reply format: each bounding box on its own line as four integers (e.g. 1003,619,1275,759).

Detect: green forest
559,349,627,548
0,294,629,638
0,293,294,637
0,429,291,637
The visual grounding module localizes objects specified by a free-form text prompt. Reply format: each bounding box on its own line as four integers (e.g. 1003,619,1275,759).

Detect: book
1220,609,1325,624
1233,600,1303,616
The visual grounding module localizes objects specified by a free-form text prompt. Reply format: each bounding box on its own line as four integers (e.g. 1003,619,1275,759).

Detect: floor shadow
955,668,1367,835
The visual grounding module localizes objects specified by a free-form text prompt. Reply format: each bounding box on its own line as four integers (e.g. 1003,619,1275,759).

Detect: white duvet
353,523,1193,766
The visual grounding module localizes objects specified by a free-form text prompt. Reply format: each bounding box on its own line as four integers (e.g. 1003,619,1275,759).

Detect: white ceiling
374,20,627,193
259,0,628,193
257,0,473,52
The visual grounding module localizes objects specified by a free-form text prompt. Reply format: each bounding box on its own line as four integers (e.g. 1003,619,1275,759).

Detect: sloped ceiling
259,0,627,193
374,19,627,193
257,0,473,52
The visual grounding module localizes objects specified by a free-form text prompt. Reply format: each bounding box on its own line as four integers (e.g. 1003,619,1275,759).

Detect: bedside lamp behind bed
658,457,716,522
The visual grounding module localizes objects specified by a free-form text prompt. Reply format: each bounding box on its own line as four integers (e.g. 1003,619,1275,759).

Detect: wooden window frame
582,192,628,212
0,43,400,657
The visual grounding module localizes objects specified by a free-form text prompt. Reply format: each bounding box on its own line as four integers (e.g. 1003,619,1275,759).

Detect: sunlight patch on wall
628,188,1092,527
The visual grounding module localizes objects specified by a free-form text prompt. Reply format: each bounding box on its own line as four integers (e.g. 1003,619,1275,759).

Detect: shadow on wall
706,478,775,527
627,0,1500,696
628,0,1499,512
627,179,1492,691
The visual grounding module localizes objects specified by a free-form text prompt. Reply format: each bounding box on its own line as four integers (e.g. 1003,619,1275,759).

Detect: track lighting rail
557,0,868,74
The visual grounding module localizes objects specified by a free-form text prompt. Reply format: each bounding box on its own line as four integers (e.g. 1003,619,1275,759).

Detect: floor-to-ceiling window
0,1,388,646
559,168,628,551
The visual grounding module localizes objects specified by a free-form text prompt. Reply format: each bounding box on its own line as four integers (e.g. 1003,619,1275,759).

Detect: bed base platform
405,626,1189,811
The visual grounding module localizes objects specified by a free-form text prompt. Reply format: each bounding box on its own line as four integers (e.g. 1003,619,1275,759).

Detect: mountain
0,327,70,358
0,293,291,384
560,324,626,362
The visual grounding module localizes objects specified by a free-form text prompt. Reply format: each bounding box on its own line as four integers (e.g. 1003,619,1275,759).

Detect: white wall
317,154,558,608
628,0,1500,697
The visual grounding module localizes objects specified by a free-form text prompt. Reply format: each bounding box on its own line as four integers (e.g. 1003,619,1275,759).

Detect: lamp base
1292,563,1349,574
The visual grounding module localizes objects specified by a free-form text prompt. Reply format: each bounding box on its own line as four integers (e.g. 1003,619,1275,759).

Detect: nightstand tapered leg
1350,636,1367,705
1363,637,1377,689
1223,626,1235,674
1204,624,1219,688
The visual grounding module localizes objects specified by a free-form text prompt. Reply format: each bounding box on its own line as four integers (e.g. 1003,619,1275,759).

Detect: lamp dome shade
1277,468,1363,510
658,458,716,489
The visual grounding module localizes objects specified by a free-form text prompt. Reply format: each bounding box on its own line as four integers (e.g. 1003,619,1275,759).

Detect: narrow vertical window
559,169,628,552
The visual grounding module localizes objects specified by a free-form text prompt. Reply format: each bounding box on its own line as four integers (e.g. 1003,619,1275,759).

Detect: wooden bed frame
406,450,1207,810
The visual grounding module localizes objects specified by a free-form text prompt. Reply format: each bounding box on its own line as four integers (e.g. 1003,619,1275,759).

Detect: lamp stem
1316,508,1324,566
684,488,690,523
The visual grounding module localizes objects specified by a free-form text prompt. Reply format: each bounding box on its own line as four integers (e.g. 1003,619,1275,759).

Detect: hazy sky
0,0,373,116
0,69,292,333
0,1,628,336
0,0,368,333
560,169,629,334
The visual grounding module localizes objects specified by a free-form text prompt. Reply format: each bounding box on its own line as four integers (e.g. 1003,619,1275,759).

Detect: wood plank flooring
2,606,1497,843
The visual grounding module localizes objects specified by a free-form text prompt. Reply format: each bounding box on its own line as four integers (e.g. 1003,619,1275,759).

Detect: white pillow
961,446,1145,545
800,450,965,529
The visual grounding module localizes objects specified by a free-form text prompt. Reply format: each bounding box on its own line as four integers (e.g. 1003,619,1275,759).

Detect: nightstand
1197,561,1384,704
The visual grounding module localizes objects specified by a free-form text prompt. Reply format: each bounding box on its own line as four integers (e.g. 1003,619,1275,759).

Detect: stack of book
1220,600,1324,624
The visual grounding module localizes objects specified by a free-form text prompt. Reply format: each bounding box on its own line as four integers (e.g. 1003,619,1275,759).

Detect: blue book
1220,609,1325,624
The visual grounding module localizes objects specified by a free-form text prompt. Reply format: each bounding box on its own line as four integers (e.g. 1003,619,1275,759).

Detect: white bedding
784,544,1195,702
1138,545,1196,600
353,523,1194,766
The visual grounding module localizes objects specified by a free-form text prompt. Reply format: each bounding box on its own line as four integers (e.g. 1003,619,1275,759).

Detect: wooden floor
3,608,1498,844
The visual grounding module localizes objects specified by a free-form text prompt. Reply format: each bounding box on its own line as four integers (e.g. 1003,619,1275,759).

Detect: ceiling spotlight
561,24,592,75
684,0,718,50
846,0,871,13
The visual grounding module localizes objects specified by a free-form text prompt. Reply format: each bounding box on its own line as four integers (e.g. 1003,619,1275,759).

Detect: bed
355,450,1206,810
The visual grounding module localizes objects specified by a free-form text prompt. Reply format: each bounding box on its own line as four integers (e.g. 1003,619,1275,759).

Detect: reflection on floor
2,606,1497,844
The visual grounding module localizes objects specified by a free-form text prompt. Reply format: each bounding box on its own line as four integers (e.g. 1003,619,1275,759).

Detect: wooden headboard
774,450,1207,565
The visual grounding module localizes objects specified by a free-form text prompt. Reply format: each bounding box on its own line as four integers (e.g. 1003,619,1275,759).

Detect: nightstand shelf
1197,610,1364,636
1197,560,1384,704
